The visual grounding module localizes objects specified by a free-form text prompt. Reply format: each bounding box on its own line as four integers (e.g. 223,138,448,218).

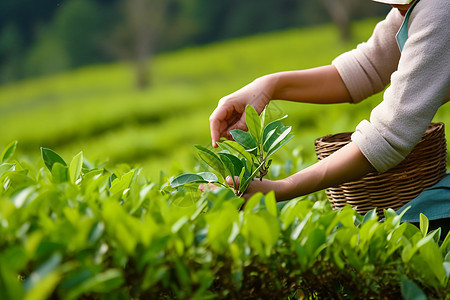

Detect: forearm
258,65,353,104
276,142,375,201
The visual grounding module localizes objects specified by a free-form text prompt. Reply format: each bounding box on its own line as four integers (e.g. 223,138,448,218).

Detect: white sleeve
332,9,402,103
351,0,450,172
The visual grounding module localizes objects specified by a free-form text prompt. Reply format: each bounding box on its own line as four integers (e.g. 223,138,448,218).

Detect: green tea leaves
69,152,83,184
401,276,427,300
1,139,450,299
195,145,227,180
51,163,70,183
170,172,218,188
174,105,293,196
420,213,429,237
230,130,257,153
245,105,262,144
218,152,245,178
41,147,67,171
0,140,18,163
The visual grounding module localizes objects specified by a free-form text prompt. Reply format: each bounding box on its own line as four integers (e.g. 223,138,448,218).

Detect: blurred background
3,0,445,180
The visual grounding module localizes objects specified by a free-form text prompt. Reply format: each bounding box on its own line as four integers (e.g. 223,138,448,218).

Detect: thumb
226,176,240,189
228,115,248,133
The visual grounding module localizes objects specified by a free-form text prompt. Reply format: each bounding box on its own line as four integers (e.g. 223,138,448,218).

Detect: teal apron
394,1,450,231
395,0,420,51
397,174,450,223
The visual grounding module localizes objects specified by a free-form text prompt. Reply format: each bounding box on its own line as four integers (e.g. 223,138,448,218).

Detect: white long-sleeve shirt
332,0,450,172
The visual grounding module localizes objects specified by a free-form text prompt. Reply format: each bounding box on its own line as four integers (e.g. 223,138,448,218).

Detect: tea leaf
383,208,398,219
240,158,251,178
401,276,427,300
247,213,278,252
197,172,219,182
362,208,378,224
416,240,446,284
0,140,18,163
262,120,283,151
195,145,227,180
41,147,67,171
266,126,292,154
440,229,450,255
51,162,69,183
245,105,262,143
217,153,235,184
23,253,62,292
218,152,244,177
66,269,124,299
217,140,253,170
230,130,257,153
419,213,429,237
110,170,135,196
263,121,292,152
69,151,83,184
238,166,246,192
170,173,218,188
303,228,326,258
244,192,263,213
170,173,208,188
264,191,277,217
266,133,294,159
170,173,202,187
12,186,37,208
0,258,25,300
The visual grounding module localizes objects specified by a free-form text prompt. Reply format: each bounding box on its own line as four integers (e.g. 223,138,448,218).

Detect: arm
241,142,375,201
267,65,352,104
350,0,450,172
210,65,352,147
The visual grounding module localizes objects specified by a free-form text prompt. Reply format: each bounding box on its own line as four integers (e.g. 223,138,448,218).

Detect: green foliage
0,140,17,163
170,105,293,195
0,144,449,299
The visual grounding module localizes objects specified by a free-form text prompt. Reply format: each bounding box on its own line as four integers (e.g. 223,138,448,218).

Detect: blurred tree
52,0,109,68
0,0,61,82
108,0,171,90
319,0,355,41
0,0,115,83
318,0,390,41
0,23,24,83
24,25,70,77
184,0,308,44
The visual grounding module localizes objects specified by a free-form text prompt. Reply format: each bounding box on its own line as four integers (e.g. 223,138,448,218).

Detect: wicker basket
314,122,447,215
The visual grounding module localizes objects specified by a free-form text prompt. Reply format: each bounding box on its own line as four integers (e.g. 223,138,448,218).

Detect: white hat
372,0,414,4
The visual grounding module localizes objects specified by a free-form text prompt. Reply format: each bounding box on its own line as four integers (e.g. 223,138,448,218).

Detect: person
208,0,450,234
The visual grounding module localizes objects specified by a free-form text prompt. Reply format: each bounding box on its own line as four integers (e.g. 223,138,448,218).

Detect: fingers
209,101,246,147
226,176,238,188
209,106,226,148
198,183,220,192
209,101,236,147
228,115,248,133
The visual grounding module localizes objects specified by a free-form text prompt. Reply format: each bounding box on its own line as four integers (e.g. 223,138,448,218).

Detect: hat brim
372,0,414,4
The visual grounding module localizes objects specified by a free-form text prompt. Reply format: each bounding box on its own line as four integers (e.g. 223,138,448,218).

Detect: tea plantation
0,19,449,299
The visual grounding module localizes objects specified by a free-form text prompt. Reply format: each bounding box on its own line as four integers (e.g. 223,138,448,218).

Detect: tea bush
0,142,449,299
170,105,295,196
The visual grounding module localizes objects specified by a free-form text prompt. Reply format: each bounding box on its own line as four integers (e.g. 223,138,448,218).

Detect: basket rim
314,122,447,215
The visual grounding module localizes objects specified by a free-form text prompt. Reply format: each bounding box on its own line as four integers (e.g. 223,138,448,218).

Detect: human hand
198,176,283,199
209,77,272,147
231,177,287,201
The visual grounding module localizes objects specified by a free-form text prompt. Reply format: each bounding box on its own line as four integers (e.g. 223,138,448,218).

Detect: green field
0,18,448,179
